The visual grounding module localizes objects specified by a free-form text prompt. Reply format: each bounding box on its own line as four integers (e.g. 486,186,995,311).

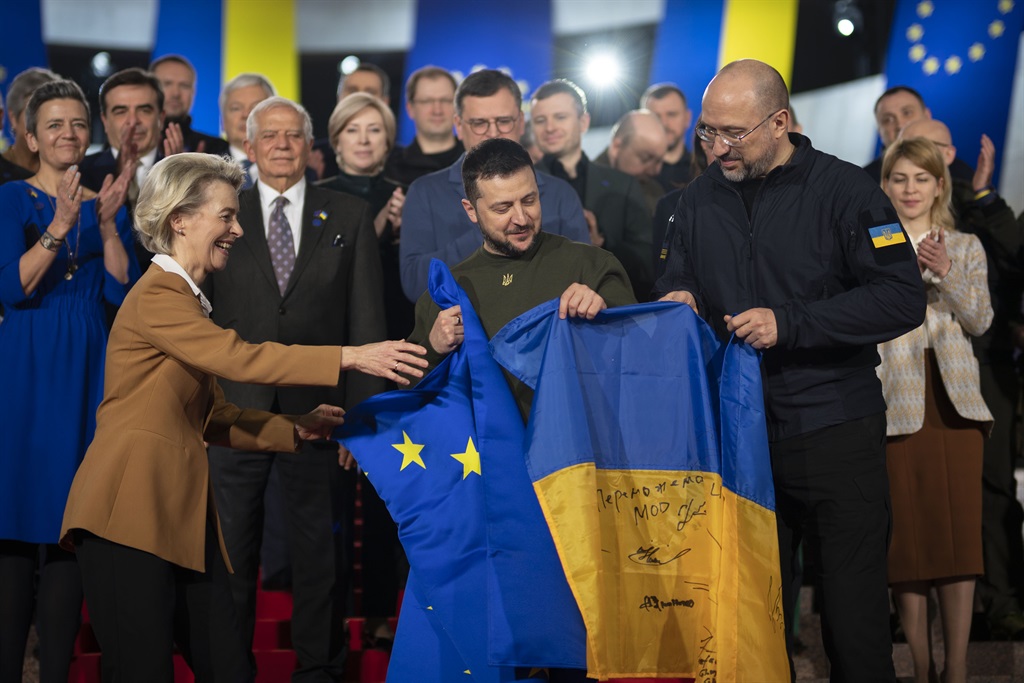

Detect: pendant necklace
40,188,81,280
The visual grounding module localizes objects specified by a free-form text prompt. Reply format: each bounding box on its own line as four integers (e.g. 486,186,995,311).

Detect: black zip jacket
654,134,926,441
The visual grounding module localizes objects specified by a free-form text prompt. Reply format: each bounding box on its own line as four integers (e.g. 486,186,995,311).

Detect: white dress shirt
151,253,213,318
256,178,305,256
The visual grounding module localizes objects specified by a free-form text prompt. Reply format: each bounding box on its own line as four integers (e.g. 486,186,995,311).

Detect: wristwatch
39,231,64,252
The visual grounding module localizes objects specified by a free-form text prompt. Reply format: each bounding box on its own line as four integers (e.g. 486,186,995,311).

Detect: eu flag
335,260,585,681
884,0,1023,184
491,300,789,680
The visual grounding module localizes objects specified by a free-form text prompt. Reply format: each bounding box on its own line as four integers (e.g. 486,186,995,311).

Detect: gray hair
218,73,276,112
246,96,313,143
6,67,60,132
135,153,244,255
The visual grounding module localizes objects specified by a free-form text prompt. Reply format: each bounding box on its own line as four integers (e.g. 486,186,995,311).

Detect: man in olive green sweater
408,138,636,418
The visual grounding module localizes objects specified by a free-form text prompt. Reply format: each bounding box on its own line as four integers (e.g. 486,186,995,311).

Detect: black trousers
207,442,350,683
74,528,250,683
976,361,1024,620
771,413,896,683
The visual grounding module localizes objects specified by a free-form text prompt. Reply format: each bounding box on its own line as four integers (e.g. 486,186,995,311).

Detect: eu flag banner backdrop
884,0,1023,183
491,301,790,681
334,260,584,681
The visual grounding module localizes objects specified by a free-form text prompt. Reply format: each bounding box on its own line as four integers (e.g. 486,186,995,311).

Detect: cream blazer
876,230,994,436
61,268,342,571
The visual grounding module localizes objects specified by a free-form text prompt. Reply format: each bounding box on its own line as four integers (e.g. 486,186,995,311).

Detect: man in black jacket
150,54,230,156
531,79,652,299
655,59,926,682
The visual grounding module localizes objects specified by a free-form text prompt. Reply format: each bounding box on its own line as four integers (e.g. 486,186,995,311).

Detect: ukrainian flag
491,301,790,680
869,222,908,249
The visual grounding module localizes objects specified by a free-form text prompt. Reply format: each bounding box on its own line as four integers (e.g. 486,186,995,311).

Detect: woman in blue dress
0,79,137,683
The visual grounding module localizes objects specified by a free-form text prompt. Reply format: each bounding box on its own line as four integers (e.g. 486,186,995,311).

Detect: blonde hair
327,92,396,175
135,153,244,255
881,137,955,231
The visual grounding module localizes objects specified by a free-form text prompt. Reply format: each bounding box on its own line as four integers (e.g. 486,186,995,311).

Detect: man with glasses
385,66,464,188
655,59,926,682
399,69,589,302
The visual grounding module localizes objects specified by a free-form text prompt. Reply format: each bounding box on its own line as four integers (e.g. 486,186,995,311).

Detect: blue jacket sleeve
540,174,590,244
399,176,484,302
102,205,141,306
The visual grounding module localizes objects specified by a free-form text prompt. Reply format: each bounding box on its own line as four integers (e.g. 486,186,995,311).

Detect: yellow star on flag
989,20,1005,37
909,44,927,62
999,0,1014,15
916,0,934,18
944,56,963,74
906,23,924,42
450,437,482,479
392,431,426,471
969,42,986,61
923,56,940,75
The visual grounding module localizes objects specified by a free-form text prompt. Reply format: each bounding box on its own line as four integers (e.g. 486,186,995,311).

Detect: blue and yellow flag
335,261,585,681
491,301,789,680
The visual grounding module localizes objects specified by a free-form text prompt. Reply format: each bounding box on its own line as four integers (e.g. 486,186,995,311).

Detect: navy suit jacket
398,154,590,301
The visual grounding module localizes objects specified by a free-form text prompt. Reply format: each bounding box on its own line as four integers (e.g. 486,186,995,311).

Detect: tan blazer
60,267,342,572
876,230,994,436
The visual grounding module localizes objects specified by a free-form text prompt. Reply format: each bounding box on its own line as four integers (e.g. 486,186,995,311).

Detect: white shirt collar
257,177,306,212
151,254,213,317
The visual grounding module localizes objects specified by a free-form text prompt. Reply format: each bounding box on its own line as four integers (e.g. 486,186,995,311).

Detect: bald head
901,118,956,166
608,109,668,180
706,60,789,119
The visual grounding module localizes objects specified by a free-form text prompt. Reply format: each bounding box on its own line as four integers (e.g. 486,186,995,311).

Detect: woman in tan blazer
878,138,993,683
59,153,426,683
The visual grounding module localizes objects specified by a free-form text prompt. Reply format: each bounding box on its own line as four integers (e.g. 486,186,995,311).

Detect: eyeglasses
410,97,453,108
696,109,782,147
465,114,520,135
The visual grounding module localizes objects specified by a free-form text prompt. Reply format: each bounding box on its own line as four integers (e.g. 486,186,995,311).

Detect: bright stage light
339,55,361,75
585,52,622,89
837,18,855,36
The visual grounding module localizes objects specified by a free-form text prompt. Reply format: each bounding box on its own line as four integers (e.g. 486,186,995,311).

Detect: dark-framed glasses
466,115,519,135
696,109,782,147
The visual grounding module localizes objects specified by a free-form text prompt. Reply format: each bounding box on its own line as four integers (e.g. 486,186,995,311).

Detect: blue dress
0,180,138,543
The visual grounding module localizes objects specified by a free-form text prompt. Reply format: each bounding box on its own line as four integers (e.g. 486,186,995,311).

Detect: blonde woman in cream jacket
878,137,993,683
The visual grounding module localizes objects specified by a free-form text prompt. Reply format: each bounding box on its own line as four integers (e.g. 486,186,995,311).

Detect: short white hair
218,73,275,112
246,96,313,143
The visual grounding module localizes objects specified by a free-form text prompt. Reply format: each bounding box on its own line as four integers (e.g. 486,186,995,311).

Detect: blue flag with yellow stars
884,0,1023,184
335,260,584,681
491,300,789,680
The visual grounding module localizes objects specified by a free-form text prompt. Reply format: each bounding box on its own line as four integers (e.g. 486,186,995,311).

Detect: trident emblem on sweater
502,273,513,286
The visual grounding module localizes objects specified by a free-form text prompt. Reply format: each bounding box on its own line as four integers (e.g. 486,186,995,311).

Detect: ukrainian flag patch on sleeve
868,223,907,248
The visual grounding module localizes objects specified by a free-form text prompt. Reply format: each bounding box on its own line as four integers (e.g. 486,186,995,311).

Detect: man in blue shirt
399,69,589,302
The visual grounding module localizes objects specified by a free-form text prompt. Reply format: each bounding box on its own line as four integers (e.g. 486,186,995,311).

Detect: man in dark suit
205,96,387,682
399,69,590,302
531,79,652,299
641,83,694,191
79,68,187,272
150,54,230,156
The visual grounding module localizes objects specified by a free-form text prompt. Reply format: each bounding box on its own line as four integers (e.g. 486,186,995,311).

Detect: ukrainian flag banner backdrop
334,260,585,681
884,0,1023,182
491,301,789,680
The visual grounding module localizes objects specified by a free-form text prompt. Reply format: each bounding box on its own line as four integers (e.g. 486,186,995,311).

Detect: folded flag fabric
334,260,585,681
490,300,789,681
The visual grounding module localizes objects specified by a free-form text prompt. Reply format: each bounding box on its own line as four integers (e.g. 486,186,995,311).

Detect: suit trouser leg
277,443,349,682
208,446,274,663
75,531,177,683
976,361,1024,620
770,413,895,683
